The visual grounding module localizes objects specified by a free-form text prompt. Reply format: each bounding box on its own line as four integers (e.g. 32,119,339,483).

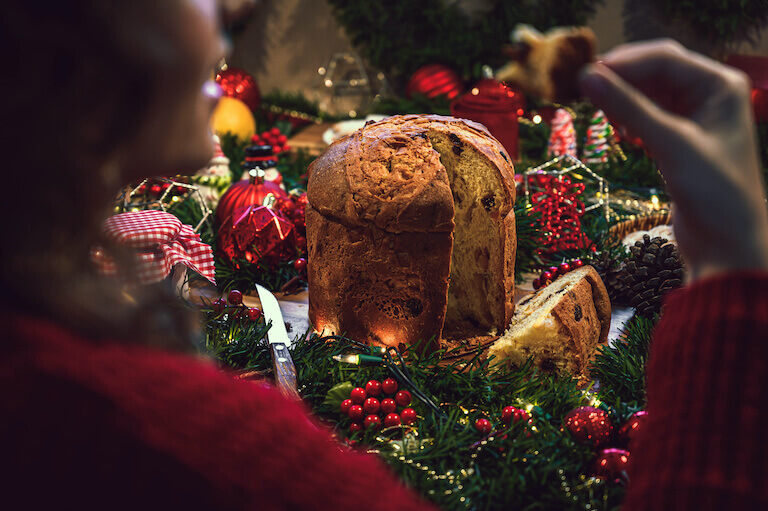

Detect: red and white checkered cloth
91,210,215,285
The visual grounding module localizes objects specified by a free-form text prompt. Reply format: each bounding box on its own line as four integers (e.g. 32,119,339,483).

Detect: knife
255,284,300,400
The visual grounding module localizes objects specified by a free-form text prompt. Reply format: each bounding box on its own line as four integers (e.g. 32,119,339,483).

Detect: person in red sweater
581,41,768,508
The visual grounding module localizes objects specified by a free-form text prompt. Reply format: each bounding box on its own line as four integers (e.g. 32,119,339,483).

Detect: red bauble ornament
340,399,353,415
475,418,492,435
364,414,382,430
532,278,541,290
382,378,398,395
501,406,531,425
590,448,630,484
572,259,584,268
216,67,261,112
401,408,417,425
217,205,298,269
395,390,412,407
384,413,402,428
363,397,381,415
349,422,363,434
227,289,243,305
619,410,648,448
215,173,288,227
293,258,308,272
558,262,571,275
348,405,364,421
381,398,397,415
406,64,463,101
563,406,613,448
365,380,382,397
247,307,262,321
350,387,367,404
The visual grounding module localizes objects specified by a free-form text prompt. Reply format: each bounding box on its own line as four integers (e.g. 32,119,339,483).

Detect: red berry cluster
532,259,583,290
275,193,308,253
251,127,291,156
134,178,190,199
474,405,533,435
528,174,591,253
210,289,262,323
340,379,417,433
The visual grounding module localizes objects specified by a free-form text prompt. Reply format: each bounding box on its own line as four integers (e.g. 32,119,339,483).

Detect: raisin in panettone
306,115,517,352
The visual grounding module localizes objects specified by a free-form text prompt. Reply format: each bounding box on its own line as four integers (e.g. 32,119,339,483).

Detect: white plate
322,115,388,146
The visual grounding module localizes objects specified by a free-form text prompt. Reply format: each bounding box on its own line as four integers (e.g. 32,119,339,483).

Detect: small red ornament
382,378,398,395
227,290,243,305
349,422,363,434
541,271,553,282
590,448,630,484
294,258,308,272
401,408,417,425
501,406,531,425
563,406,613,449
348,405,364,421
572,259,584,268
475,418,492,435
215,67,261,112
384,413,402,428
364,414,382,430
247,307,262,321
558,262,571,275
365,380,382,397
363,397,381,415
149,184,163,197
215,171,289,227
532,278,541,290
395,390,412,407
340,399,353,415
212,299,226,315
619,410,648,448
350,387,367,404
406,64,463,101
381,398,397,415
217,205,298,270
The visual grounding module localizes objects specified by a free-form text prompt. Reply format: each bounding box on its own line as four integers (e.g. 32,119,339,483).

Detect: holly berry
380,398,397,415
350,387,366,404
475,418,492,435
501,406,531,425
340,399,353,415
212,299,226,315
149,184,163,197
363,397,380,415
349,422,363,434
364,414,381,430
348,405,364,421
247,307,262,321
558,262,571,275
364,379,382,397
541,271,553,282
270,127,281,137
384,413,401,428
548,266,559,275
572,259,584,268
395,390,412,407
382,378,398,395
532,278,541,290
294,258,308,272
401,408,417,425
227,289,243,305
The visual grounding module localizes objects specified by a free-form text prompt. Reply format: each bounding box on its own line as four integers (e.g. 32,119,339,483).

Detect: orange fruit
210,97,256,142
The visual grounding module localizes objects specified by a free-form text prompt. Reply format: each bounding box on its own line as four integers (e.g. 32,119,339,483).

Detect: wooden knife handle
271,343,300,400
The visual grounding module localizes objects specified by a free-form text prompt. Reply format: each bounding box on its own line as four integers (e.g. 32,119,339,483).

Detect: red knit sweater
3,273,766,509
0,314,435,510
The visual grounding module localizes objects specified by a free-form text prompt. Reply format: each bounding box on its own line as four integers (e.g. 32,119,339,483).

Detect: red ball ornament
348,405,364,421
217,205,298,270
406,64,463,101
227,289,243,305
563,406,613,448
401,408,417,425
247,307,262,321
395,390,412,407
381,398,397,415
541,271,553,282
619,410,648,448
212,299,226,315
349,422,363,434
382,378,398,395
572,259,584,268
384,413,402,428
475,418,492,435
558,262,571,275
340,399,353,415
365,380,382,397
363,397,381,415
215,67,261,112
532,278,541,290
350,387,367,404
215,173,288,227
590,448,630,484
293,258,308,272
501,406,531,425
364,414,382,430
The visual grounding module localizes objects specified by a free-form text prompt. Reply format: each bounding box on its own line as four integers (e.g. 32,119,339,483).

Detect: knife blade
255,284,300,400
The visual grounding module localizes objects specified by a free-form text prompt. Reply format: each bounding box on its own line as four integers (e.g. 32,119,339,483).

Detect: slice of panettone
488,265,611,378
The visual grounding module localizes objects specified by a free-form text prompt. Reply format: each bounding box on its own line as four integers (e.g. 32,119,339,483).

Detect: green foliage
218,132,249,181
514,202,545,281
215,256,304,294
371,93,452,116
648,0,768,43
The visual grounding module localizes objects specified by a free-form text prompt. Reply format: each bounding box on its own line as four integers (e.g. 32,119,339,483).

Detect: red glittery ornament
590,448,630,484
563,406,613,448
618,410,648,448
475,418,492,435
217,205,297,269
527,174,591,253
215,67,261,111
406,64,463,101
215,174,288,227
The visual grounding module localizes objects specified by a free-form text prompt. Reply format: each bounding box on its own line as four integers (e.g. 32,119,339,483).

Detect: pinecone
619,234,684,318
591,250,627,304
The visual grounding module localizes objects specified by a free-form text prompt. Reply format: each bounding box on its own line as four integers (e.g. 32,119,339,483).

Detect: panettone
306,115,516,352
488,266,611,378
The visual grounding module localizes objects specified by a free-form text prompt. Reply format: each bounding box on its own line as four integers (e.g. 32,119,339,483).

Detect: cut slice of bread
488,265,611,378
